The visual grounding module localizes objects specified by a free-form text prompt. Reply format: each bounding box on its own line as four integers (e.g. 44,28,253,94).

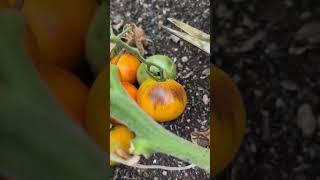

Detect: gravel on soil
214,0,320,179
111,0,210,179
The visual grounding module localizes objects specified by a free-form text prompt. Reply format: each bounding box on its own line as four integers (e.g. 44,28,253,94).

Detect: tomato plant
110,53,141,83
38,64,89,128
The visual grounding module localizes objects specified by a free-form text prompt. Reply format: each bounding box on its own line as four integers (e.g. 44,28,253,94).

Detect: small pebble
181,56,188,62
275,98,285,108
297,104,316,137
202,94,209,105
202,68,210,76
254,89,263,97
162,171,167,176
280,80,298,91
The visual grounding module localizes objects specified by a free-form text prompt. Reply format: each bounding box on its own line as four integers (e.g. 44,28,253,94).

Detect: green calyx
137,55,177,85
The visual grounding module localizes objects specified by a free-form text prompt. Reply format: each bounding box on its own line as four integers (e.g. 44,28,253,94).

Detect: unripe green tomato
137,55,176,85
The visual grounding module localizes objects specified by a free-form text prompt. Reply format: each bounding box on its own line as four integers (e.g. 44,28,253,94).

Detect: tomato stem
110,64,210,172
110,25,165,81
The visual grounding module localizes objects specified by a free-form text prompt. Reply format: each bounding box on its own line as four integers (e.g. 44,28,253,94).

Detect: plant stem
110,65,210,172
110,26,165,81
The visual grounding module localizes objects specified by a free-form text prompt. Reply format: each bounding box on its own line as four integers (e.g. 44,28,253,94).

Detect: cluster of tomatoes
1,0,205,170
106,52,188,165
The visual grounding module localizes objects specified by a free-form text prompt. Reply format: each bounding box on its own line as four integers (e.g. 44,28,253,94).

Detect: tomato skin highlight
38,64,89,128
137,79,187,122
111,53,140,83
110,125,134,166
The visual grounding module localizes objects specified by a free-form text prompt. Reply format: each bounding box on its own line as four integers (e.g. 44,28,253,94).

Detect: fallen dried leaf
191,128,210,148
123,23,151,55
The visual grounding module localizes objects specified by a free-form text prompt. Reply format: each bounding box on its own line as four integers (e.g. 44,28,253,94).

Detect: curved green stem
110,64,210,172
110,25,165,81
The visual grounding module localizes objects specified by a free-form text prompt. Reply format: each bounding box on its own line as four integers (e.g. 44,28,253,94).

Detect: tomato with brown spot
137,79,187,122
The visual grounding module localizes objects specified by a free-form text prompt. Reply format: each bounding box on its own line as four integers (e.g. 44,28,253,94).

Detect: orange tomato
38,64,89,128
211,66,246,176
0,1,39,66
110,53,140,83
9,0,97,70
86,66,107,151
121,82,138,101
110,125,134,166
137,79,187,122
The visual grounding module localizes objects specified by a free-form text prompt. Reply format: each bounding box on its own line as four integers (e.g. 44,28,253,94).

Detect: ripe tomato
9,0,97,70
110,125,134,166
211,66,246,176
38,64,89,128
137,79,187,122
110,53,140,83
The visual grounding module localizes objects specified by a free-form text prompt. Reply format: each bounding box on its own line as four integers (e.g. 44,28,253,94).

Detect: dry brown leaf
191,128,210,148
123,24,151,55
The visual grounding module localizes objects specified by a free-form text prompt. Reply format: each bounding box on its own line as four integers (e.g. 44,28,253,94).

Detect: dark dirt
214,0,320,179
111,0,210,179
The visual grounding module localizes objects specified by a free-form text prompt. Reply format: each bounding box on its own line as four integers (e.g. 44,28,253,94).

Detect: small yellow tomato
137,79,187,122
110,125,134,166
